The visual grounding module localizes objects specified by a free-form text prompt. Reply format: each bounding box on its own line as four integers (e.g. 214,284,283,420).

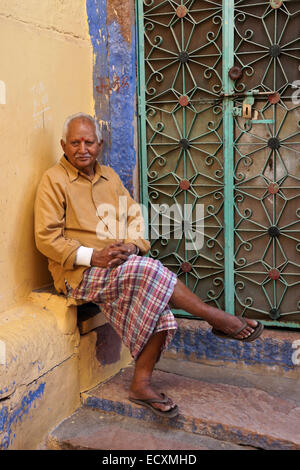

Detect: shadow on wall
13,127,56,299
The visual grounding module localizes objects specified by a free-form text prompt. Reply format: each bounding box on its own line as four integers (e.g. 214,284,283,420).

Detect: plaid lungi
67,255,178,361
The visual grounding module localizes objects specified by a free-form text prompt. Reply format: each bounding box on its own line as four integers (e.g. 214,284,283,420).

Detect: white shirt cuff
75,246,93,267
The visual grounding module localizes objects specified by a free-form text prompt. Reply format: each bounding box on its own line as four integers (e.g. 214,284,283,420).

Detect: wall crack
0,12,90,42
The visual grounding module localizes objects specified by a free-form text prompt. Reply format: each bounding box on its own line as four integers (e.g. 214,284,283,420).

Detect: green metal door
136,0,300,327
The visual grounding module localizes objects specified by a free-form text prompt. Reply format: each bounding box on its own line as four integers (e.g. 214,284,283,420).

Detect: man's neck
83,168,95,180
64,154,95,179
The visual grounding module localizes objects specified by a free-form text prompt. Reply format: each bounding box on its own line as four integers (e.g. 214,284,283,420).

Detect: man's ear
60,139,66,153
97,139,104,160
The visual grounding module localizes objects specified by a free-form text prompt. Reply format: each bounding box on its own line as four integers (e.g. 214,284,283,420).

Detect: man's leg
170,279,258,339
129,331,176,412
130,278,258,413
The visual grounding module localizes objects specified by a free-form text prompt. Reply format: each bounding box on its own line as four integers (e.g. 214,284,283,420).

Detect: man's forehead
67,118,97,138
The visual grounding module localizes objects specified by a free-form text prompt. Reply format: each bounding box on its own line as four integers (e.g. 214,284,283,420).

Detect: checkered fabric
67,255,178,361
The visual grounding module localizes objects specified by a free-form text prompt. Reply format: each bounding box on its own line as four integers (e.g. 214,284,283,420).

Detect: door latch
232,95,255,119
232,90,274,124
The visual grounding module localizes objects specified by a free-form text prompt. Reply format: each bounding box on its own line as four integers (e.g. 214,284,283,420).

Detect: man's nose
79,140,87,153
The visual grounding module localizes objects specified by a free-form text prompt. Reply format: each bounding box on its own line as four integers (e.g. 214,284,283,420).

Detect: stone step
157,357,300,406
47,406,251,451
167,318,300,380
80,366,300,450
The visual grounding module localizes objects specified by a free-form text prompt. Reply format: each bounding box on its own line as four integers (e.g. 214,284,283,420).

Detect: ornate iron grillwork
232,0,300,324
137,0,300,326
139,0,225,310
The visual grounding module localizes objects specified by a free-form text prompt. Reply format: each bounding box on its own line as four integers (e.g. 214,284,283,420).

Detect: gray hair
62,113,102,143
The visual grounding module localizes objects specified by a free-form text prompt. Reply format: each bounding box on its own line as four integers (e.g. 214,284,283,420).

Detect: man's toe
247,319,258,328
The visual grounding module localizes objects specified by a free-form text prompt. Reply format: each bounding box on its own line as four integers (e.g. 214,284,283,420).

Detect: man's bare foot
170,279,260,340
210,312,258,339
129,378,176,413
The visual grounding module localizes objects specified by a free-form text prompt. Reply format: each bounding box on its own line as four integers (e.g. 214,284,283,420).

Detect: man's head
61,113,103,175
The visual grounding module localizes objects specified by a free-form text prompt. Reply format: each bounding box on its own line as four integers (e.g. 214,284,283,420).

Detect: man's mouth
75,155,91,160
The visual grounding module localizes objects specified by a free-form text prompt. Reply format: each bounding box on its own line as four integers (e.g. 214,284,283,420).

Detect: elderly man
35,113,263,418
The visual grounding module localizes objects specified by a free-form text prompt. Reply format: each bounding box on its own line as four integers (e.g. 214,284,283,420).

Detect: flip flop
212,317,264,342
129,393,179,418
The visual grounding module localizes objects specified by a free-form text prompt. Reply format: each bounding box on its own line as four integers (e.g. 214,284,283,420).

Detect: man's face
61,118,102,175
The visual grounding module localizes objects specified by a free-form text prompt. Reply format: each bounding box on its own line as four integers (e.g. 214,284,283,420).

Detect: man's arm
86,169,150,269
35,173,139,271
34,172,81,269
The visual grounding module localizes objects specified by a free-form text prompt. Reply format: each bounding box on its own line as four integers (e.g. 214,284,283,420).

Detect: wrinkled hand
91,242,137,268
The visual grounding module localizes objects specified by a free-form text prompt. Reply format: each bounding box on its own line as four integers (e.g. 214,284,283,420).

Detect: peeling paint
0,382,45,449
86,0,137,194
107,0,133,44
107,20,137,194
168,328,297,372
86,0,109,158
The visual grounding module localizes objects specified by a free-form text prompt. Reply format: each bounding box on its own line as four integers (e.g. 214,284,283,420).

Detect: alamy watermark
292,80,300,105
150,202,204,251
292,340,300,366
95,197,205,251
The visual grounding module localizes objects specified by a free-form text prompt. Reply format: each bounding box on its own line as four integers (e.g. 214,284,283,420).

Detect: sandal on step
212,317,264,342
129,393,179,418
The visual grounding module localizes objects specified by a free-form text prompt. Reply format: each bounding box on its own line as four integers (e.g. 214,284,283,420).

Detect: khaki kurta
34,156,150,293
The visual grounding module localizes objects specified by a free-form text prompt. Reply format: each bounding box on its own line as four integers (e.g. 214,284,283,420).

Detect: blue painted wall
0,382,45,450
86,0,137,195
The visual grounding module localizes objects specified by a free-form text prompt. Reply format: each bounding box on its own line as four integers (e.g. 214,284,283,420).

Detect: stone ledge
25,287,129,394
0,289,130,449
28,288,78,335
0,297,81,450
0,357,80,450
167,318,300,379
0,301,80,399
29,286,108,336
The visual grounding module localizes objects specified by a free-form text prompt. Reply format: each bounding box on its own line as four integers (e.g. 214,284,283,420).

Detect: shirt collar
59,155,108,182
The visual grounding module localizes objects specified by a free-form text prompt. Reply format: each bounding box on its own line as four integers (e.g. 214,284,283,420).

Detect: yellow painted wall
0,0,94,313
0,2,133,449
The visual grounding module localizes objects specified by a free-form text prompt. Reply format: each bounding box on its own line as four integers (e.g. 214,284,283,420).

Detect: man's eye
71,141,80,146
86,141,95,145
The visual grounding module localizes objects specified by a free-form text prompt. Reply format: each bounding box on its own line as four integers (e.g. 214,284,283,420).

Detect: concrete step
80,366,300,450
47,406,251,450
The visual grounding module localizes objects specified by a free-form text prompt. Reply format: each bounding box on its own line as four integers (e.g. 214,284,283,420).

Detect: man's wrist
75,246,94,266
128,243,139,255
